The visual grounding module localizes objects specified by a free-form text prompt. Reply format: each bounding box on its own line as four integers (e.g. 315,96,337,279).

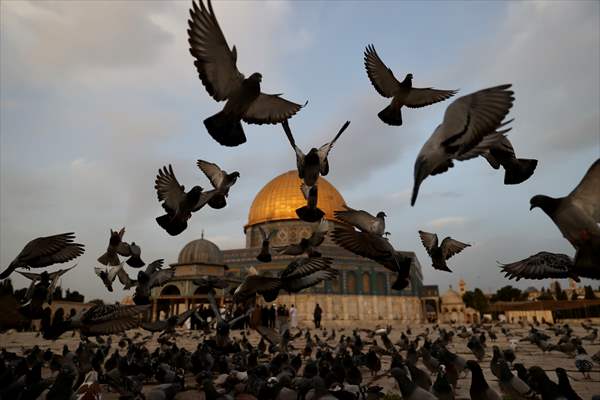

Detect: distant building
150,170,434,325
439,285,479,324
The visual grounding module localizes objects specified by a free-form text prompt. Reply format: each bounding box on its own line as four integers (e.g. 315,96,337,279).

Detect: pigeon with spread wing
364,44,456,126
530,159,600,278
98,228,130,266
196,159,239,209
0,233,84,279
418,230,470,272
499,252,579,282
412,84,517,206
188,0,304,146
154,164,213,236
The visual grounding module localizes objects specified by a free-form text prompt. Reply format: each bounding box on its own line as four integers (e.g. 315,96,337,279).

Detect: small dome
441,286,463,305
178,237,224,265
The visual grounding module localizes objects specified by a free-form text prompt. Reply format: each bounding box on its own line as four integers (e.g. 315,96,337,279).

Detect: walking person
290,304,298,329
313,303,322,329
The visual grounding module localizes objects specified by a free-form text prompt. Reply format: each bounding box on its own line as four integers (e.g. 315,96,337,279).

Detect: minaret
458,278,466,296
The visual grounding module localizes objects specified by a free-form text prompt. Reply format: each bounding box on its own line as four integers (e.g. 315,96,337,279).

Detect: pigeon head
529,194,558,213
189,185,203,198
376,211,387,219
228,171,240,182
249,72,262,83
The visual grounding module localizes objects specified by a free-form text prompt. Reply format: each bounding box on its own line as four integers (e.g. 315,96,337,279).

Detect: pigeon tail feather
378,103,402,126
126,256,145,268
296,206,325,223
208,195,227,209
503,158,538,185
256,251,272,263
97,252,120,266
156,214,187,236
574,242,600,279
204,111,246,147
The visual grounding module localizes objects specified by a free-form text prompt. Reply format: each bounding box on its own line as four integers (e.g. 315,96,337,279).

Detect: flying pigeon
411,84,515,206
332,225,412,290
126,242,145,268
282,119,350,187
256,227,278,263
482,136,538,185
197,159,239,209
0,233,84,279
296,183,325,223
42,303,150,340
418,230,470,272
334,207,388,236
17,265,76,303
118,259,175,305
275,219,328,258
233,257,336,302
188,0,304,146
530,159,600,278
499,252,580,282
94,262,125,292
98,228,131,266
364,44,457,126
154,164,213,236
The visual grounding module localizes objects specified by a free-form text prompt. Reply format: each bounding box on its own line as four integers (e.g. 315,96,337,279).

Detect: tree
584,286,597,300
538,288,553,300
491,286,525,302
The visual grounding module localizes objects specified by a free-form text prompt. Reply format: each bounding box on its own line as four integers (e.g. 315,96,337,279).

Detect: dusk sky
1,0,598,302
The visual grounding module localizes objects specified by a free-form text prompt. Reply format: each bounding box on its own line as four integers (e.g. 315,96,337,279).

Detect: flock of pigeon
0,0,599,398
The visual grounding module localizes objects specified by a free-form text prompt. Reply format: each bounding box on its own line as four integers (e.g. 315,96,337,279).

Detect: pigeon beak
529,204,534,211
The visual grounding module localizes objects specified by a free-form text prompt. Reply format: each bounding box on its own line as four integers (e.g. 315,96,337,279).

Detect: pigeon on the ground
188,0,304,146
154,164,213,236
334,207,387,236
466,360,502,400
390,367,437,400
530,159,600,278
499,252,580,281
363,44,456,126
0,233,84,279
575,346,594,379
282,119,350,187
555,368,583,400
196,159,239,209
98,228,130,266
296,183,325,223
411,84,515,206
497,359,536,400
256,227,278,263
482,136,537,184
275,219,328,257
418,230,470,272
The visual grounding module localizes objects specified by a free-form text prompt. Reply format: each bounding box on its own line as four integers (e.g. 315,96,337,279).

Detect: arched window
161,285,181,296
362,272,371,294
346,272,357,294
376,272,387,295
330,275,341,294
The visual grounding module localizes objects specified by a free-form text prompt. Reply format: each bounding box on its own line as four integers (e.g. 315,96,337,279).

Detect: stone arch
362,272,371,294
161,285,181,296
346,271,357,294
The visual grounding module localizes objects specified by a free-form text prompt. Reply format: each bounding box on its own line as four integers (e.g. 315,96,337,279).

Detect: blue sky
1,0,598,302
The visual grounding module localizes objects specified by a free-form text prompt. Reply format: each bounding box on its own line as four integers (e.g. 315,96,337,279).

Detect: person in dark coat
269,305,276,328
314,303,322,328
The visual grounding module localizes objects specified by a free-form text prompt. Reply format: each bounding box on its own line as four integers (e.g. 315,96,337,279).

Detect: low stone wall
271,294,424,324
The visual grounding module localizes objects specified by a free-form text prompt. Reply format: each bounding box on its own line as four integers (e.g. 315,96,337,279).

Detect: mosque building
150,170,436,325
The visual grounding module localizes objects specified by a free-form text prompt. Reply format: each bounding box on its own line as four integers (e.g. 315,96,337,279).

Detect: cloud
426,216,469,230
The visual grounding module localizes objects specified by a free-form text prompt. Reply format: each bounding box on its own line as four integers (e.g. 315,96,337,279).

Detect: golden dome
247,170,346,227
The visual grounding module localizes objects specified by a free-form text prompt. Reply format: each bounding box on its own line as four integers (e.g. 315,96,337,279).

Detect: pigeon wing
499,252,574,281
317,120,350,176
334,207,376,232
87,316,143,336
439,84,514,154
145,259,165,275
187,0,244,101
281,257,333,280
568,159,600,222
404,88,458,108
243,93,304,125
16,233,81,263
148,269,175,289
363,44,400,98
332,227,394,259
418,231,438,256
440,237,470,260
197,160,226,189
282,120,305,177
16,271,42,281
34,244,85,267
155,165,186,211
284,269,338,293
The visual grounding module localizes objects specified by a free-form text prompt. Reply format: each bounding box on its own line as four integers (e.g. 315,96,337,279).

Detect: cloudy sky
1,0,598,302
